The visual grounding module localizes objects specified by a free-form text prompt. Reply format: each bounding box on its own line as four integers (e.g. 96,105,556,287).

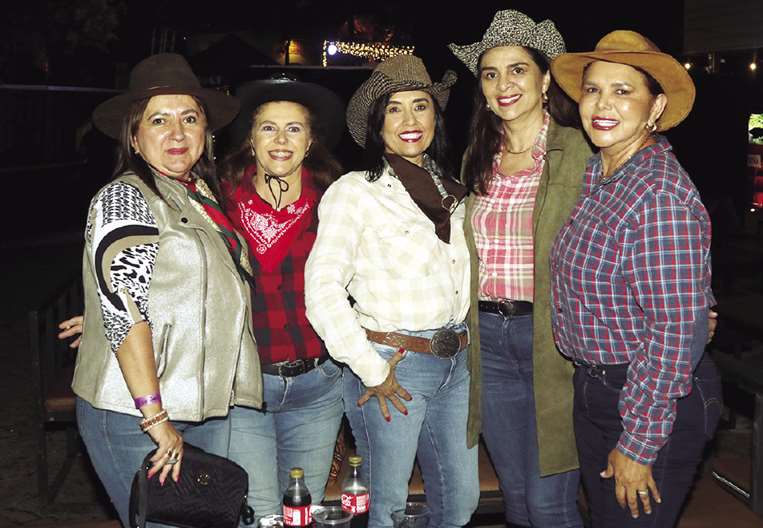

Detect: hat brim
346,70,457,147
228,80,345,150
92,86,240,139
551,51,695,131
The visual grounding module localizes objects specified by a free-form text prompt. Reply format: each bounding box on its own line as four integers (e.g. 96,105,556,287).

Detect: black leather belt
261,356,329,377
478,299,533,317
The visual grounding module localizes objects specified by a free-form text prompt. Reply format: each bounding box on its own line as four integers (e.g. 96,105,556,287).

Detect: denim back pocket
693,369,723,440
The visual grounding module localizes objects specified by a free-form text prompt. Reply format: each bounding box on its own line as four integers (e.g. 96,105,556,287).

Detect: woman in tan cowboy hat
549,31,721,526
217,75,345,525
448,9,590,527
305,55,479,527
68,52,261,527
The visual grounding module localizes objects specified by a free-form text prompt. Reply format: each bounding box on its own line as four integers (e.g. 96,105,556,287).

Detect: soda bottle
341,455,369,528
283,467,312,527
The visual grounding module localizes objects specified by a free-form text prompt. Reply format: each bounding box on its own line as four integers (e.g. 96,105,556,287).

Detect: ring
637,490,649,496
166,456,179,465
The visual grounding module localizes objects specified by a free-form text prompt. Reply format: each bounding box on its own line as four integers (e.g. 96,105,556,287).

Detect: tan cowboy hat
93,53,240,139
551,30,695,131
346,55,457,147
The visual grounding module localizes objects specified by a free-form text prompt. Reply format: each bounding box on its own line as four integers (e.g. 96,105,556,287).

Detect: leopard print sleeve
86,181,159,353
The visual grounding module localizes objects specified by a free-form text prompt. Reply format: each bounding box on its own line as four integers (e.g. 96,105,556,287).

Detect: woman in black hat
68,53,262,527
217,75,345,524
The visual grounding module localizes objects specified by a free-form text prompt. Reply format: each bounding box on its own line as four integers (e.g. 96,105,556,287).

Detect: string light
322,40,415,67
683,61,692,70
750,61,758,71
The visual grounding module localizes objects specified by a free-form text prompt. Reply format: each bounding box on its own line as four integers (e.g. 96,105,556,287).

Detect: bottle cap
348,455,363,467
290,467,305,478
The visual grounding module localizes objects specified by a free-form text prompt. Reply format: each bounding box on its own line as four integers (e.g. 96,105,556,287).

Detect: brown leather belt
364,328,469,358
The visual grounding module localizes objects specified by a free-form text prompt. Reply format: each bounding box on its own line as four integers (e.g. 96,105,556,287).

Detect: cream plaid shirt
305,168,471,387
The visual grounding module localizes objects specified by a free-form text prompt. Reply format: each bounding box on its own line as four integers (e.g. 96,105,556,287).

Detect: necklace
505,143,533,155
423,156,458,213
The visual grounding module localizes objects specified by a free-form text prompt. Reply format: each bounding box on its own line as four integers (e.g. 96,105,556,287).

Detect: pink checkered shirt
471,113,549,302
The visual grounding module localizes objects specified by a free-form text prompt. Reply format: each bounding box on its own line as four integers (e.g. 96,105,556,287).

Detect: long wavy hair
113,96,222,203
463,46,579,195
362,92,455,183
218,102,343,199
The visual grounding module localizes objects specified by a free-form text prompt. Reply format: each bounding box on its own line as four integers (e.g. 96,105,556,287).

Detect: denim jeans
573,354,722,527
76,397,231,528
228,358,344,525
479,311,583,528
343,325,480,528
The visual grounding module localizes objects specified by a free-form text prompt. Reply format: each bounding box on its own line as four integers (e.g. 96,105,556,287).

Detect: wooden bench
324,437,503,514
29,278,83,506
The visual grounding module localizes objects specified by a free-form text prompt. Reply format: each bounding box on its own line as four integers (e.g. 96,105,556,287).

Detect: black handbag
129,443,255,528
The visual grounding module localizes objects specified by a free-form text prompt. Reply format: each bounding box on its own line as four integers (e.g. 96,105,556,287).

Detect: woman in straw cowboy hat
69,53,261,527
549,31,722,526
449,9,593,527
217,74,345,524
305,55,479,527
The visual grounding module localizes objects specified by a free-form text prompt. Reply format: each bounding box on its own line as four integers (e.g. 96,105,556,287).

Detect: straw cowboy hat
551,30,696,131
448,9,566,76
93,53,240,139
228,73,345,149
346,55,457,147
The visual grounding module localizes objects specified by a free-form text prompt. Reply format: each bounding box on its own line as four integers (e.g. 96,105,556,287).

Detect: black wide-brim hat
92,53,240,139
228,74,345,150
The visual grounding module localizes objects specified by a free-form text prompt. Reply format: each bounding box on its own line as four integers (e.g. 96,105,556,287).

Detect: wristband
134,393,162,409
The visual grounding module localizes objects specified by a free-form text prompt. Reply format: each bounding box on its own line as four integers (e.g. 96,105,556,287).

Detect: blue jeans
343,325,480,528
228,358,344,525
479,311,583,527
76,397,231,528
573,354,722,527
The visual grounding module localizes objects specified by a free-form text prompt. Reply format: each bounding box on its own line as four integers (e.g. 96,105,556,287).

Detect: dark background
0,0,756,245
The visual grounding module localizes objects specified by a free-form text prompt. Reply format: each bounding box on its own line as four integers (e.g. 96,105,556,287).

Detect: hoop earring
542,92,549,105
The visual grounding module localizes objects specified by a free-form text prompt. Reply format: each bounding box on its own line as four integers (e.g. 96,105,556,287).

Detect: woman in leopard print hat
449,10,590,527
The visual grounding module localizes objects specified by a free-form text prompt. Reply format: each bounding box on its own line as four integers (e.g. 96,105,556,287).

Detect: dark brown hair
218,102,343,197
113,96,222,202
463,46,580,195
362,92,454,183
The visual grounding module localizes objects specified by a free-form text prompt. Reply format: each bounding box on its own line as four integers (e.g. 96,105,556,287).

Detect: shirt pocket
363,222,438,278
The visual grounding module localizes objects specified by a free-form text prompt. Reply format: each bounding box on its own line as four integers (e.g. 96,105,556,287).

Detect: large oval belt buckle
430,327,460,358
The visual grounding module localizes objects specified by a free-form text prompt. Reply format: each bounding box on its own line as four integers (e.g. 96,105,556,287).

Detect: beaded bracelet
139,409,169,433
134,392,162,409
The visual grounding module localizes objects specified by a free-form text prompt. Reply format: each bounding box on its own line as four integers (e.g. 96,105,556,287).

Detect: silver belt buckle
430,327,461,358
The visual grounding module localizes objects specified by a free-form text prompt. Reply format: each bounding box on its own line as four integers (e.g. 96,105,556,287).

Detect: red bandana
225,165,317,272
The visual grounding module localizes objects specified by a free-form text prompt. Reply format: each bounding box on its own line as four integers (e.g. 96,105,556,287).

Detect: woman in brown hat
217,75,345,524
305,55,479,528
550,31,722,526
448,10,590,527
68,53,261,527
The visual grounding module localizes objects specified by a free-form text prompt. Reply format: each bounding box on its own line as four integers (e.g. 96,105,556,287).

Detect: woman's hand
356,349,412,421
707,309,718,343
601,448,661,518
146,420,184,485
58,315,84,348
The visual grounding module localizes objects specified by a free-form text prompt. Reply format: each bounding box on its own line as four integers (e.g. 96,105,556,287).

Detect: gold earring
645,121,657,132
542,92,549,104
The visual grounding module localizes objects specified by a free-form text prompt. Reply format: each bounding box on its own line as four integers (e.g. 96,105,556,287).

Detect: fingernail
403,410,408,416
385,415,391,422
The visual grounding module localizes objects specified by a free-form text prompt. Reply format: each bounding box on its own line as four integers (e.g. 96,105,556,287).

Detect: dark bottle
341,455,369,528
283,467,312,527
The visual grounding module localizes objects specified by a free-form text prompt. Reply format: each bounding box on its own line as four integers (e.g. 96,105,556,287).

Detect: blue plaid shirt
550,136,713,464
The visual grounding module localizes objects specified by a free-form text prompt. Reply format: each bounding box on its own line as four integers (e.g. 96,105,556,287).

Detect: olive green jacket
463,120,592,475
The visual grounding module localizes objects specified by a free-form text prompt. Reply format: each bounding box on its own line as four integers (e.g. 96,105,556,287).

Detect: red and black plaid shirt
224,166,325,365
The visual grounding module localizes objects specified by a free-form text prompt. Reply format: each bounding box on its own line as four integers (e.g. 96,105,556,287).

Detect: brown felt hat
346,55,457,147
551,30,695,131
92,53,240,139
